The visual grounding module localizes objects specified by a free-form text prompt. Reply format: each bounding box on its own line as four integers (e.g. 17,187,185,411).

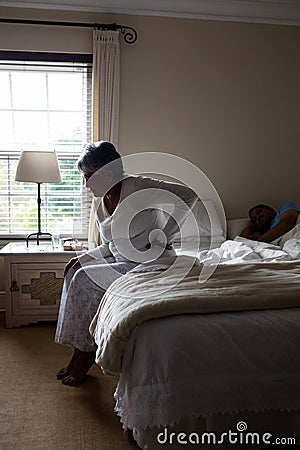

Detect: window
0,52,92,238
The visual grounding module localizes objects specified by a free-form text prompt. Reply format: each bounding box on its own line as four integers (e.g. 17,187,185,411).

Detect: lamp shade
15,150,62,183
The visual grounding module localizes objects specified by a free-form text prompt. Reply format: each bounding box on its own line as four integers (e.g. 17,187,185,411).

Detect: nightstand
0,242,81,328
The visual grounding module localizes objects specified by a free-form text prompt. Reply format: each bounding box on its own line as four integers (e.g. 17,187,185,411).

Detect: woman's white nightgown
55,174,197,351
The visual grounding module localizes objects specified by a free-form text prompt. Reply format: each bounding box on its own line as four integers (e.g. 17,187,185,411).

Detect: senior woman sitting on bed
55,141,197,386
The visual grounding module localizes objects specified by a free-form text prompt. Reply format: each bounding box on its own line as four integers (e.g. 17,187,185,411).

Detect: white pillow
227,218,250,240
174,235,225,256
173,199,225,240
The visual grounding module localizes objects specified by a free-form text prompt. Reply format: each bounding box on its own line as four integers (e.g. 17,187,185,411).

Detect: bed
90,204,300,449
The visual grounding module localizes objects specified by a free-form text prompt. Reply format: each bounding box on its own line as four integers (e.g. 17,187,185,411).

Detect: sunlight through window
0,54,92,237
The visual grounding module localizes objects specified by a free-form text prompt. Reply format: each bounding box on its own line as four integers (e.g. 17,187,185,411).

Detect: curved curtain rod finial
93,23,138,44
0,18,138,44
120,26,138,44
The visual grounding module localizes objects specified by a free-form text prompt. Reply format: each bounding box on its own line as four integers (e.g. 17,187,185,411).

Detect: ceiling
1,0,300,26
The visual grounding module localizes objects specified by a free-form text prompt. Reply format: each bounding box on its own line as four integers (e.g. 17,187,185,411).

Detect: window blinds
0,53,92,238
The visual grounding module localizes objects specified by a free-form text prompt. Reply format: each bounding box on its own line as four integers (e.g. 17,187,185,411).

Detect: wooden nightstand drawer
0,242,81,328
10,262,65,317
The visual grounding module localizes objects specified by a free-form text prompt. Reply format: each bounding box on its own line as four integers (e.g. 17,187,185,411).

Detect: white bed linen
197,223,300,265
89,224,300,441
90,226,300,374
91,259,300,375
115,308,300,431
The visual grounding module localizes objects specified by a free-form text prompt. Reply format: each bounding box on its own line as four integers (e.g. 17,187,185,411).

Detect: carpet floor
0,313,138,450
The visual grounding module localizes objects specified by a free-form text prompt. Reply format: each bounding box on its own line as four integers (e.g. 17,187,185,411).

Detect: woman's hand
63,257,81,277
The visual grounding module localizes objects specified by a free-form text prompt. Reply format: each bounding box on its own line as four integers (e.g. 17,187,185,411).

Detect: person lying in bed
55,141,198,386
240,201,300,243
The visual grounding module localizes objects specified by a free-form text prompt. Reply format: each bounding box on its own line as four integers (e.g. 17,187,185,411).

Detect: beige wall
0,6,299,221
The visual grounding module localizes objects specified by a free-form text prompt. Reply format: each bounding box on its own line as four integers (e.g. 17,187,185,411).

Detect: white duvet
197,223,300,265
90,224,300,375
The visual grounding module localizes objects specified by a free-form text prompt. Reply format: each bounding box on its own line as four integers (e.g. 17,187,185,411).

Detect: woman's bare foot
56,350,76,380
61,349,96,386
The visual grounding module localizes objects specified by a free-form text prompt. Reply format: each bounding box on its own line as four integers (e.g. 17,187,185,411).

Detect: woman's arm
134,176,198,240
63,243,112,276
81,242,112,261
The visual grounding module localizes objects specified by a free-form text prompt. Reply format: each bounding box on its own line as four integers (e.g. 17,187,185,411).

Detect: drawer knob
10,279,19,292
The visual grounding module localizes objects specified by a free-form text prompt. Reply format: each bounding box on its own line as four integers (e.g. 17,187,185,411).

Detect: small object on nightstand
63,240,83,251
51,234,61,249
63,241,72,251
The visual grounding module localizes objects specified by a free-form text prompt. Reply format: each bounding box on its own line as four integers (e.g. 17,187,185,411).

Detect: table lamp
15,150,62,246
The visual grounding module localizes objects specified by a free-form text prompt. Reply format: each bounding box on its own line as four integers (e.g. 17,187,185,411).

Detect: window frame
0,51,93,240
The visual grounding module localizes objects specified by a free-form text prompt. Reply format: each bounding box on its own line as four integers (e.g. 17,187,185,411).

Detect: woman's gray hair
77,141,123,176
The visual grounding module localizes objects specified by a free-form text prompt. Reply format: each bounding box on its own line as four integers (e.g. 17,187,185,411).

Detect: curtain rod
0,18,138,44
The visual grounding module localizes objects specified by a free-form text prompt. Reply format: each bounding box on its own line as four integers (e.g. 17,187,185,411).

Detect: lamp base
26,231,53,247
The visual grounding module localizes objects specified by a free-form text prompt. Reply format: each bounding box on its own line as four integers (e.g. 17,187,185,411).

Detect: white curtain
92,29,120,145
88,29,121,249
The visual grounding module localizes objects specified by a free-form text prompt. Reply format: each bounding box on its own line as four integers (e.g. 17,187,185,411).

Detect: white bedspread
197,223,300,265
115,308,300,430
90,237,300,374
89,225,300,429
90,225,300,375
